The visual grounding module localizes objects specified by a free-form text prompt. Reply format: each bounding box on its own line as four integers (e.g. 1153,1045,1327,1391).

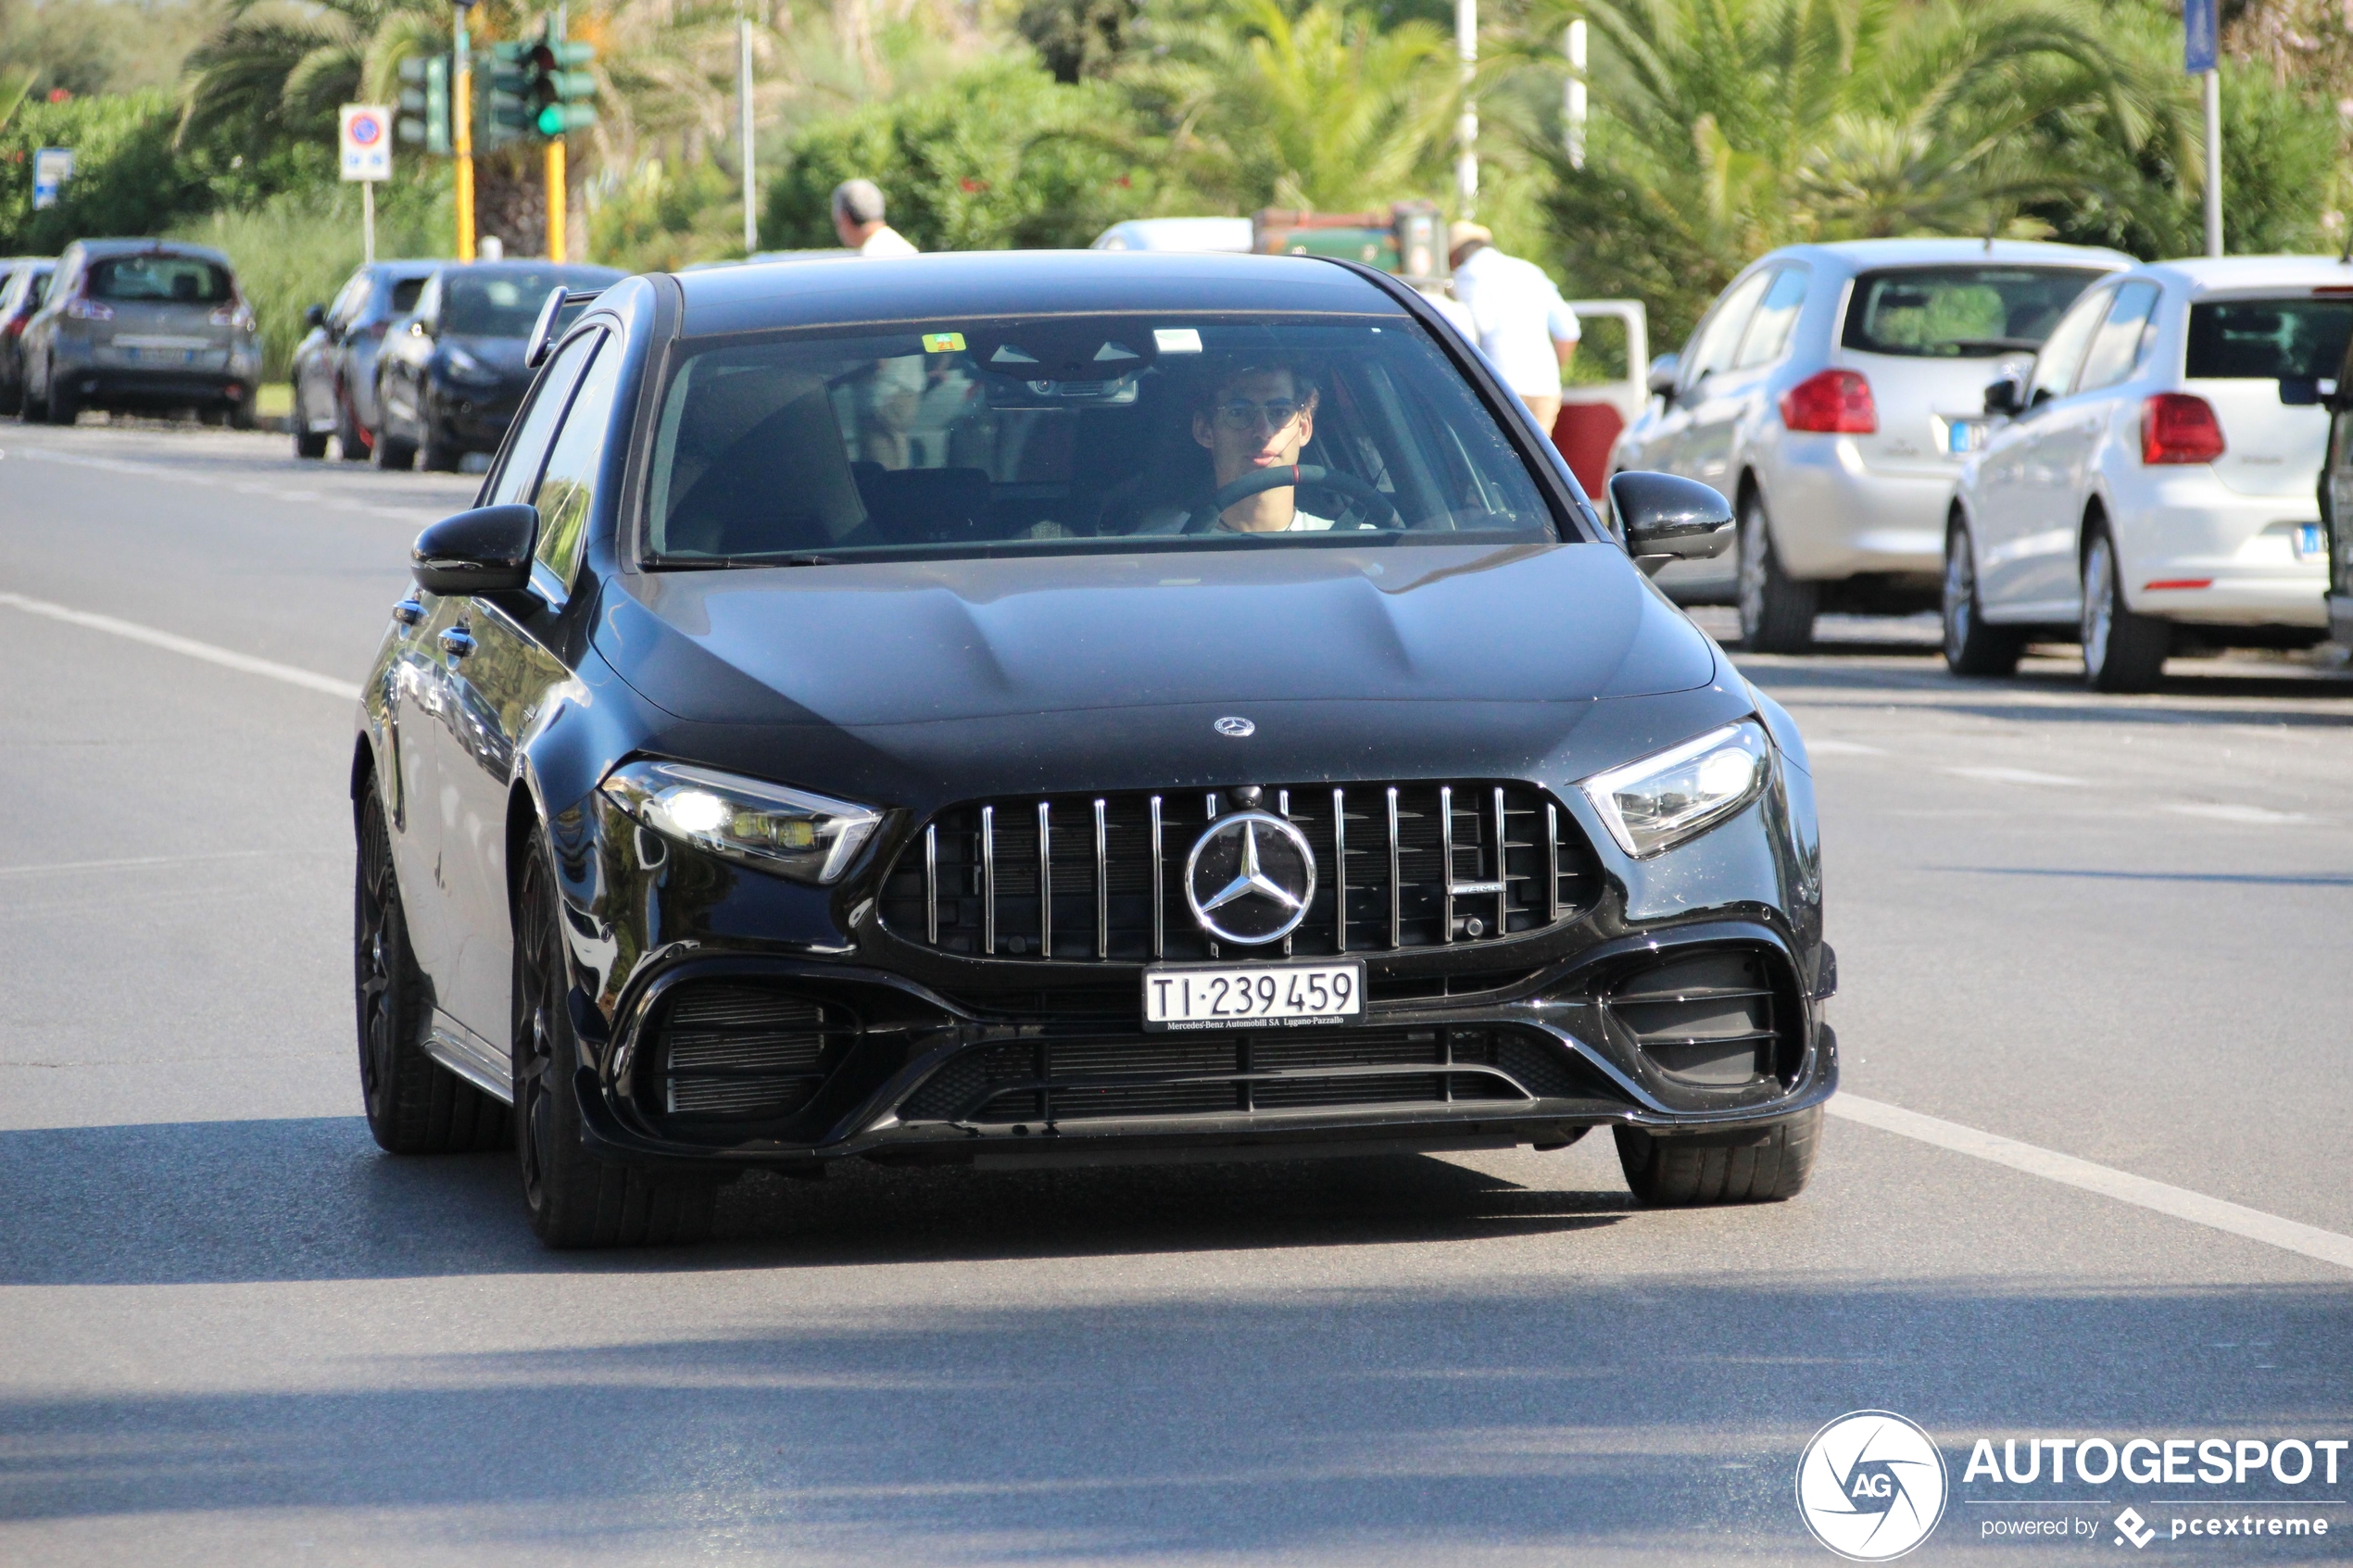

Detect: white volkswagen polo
1944,256,2350,691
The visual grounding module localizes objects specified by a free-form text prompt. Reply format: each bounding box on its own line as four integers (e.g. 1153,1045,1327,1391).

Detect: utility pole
2185,0,2221,257
547,4,567,261
738,5,757,254
453,0,477,261
1563,17,1587,170
1454,0,1476,214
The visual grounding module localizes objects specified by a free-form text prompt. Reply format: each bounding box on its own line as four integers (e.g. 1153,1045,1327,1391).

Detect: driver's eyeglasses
1213,398,1304,433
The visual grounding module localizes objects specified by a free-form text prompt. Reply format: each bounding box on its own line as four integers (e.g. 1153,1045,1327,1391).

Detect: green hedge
0,91,208,253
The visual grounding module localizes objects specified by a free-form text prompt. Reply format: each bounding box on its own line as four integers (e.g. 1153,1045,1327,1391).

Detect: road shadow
1,1274,2346,1557
0,1116,1629,1287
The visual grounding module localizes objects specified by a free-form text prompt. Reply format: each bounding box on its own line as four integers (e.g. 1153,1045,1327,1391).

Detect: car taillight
63,297,113,321
2,318,23,339
209,301,255,331
2141,393,2225,465
1780,369,1877,434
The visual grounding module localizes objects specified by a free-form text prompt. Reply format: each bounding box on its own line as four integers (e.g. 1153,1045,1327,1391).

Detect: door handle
392,597,423,626
438,627,476,659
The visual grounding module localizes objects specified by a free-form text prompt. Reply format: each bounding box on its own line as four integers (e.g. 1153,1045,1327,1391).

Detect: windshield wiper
654,552,844,571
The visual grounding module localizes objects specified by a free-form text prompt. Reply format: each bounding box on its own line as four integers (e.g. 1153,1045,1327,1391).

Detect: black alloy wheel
1941,518,2023,676
2080,524,2170,694
1736,491,1818,654
1615,1105,1821,1205
356,784,508,1154
514,829,718,1248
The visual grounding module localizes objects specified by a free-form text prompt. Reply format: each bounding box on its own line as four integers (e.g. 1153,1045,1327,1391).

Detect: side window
1686,269,1775,386
485,330,600,509
531,335,624,596
2073,282,2160,395
328,270,370,331
1735,266,1810,369
2029,287,2110,405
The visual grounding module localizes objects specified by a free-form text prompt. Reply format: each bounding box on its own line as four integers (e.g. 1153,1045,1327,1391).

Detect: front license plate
1143,961,1365,1032
2296,522,2326,561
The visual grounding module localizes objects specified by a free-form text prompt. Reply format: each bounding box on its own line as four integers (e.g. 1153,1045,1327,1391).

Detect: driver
1191,361,1339,533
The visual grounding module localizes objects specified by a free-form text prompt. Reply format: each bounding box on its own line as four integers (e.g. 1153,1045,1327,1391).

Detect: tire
356,784,508,1155
1941,518,2023,676
372,424,417,470
335,386,371,461
514,830,718,1248
419,410,462,472
45,364,78,426
1615,1105,1821,1206
2080,526,2169,693
0,370,20,418
296,414,330,459
228,397,256,432
19,365,46,422
1736,491,1818,653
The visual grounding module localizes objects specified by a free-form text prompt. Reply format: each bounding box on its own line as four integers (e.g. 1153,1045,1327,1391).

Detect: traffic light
484,39,534,147
396,54,450,157
535,39,598,137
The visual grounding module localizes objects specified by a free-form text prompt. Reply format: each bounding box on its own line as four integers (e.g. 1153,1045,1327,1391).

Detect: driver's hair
1192,358,1320,415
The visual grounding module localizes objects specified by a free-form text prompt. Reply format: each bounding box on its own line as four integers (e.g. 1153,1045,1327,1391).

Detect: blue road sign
2184,0,2217,73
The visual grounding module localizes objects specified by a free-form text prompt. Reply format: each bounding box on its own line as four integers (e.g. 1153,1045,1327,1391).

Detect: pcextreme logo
1796,1411,1951,1561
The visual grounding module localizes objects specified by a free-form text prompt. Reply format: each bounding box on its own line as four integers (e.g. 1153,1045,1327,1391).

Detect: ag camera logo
1796,1411,1950,1561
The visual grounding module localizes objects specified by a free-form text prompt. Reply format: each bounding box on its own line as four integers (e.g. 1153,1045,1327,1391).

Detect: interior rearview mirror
1983,372,2026,418
1645,353,1680,399
1607,471,1734,574
411,505,539,596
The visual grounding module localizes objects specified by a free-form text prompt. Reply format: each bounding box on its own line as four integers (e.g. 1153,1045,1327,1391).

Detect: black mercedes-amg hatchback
351,251,1835,1247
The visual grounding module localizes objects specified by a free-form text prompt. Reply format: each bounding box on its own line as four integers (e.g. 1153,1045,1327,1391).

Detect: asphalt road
3,421,2348,1565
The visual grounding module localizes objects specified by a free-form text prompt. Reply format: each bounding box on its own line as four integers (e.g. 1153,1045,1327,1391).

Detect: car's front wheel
356,784,508,1154
295,386,329,458
2081,526,2169,693
1737,492,1818,653
514,829,718,1248
1941,519,2023,676
1615,1106,1820,1205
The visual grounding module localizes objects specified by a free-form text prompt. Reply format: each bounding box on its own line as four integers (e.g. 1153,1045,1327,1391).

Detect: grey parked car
1610,238,2130,650
289,259,440,459
18,238,262,428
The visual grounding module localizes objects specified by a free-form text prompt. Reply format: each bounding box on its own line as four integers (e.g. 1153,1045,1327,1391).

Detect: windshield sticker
1154,328,1203,354
922,332,966,354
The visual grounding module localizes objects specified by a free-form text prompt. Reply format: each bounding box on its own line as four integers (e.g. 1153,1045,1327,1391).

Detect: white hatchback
1610,238,2130,650
1944,257,2348,691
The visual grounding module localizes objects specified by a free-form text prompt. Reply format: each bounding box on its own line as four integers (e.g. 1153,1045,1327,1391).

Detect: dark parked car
353,252,1833,1248
0,258,55,417
371,260,622,470
290,259,440,460
18,238,260,426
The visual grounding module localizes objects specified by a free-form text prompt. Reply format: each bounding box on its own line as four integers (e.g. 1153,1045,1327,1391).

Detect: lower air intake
650,984,849,1120
1606,950,1784,1086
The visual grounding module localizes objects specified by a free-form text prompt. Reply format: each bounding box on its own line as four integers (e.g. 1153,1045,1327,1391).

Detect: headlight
1578,720,1771,859
443,346,498,384
599,760,882,883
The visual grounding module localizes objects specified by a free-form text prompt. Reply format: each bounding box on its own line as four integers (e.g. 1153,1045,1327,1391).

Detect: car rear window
390,277,428,313
89,255,233,306
1842,266,2108,357
2185,298,2353,381
644,315,1561,565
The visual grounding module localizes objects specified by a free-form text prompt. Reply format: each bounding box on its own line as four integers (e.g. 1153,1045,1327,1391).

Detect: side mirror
412,504,539,596
1983,371,2026,418
1608,470,1733,572
304,303,327,330
1645,352,1681,398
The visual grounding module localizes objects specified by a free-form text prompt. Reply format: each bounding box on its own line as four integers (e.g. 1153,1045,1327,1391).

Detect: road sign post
339,105,393,265
2184,0,2221,257
31,147,73,210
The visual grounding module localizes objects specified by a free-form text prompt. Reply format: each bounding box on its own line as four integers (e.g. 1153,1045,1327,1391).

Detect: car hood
598,541,1718,730
444,334,530,380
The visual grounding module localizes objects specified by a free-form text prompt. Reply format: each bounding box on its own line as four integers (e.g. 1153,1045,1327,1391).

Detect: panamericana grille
880,784,1598,963
895,1025,1604,1124
1604,951,1785,1087
648,984,852,1120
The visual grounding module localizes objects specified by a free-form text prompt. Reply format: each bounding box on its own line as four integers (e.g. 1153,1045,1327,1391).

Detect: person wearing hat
832,180,920,258
1446,221,1579,433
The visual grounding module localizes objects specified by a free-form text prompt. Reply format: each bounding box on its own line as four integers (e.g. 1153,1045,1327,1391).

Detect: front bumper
569,920,1839,1173
432,384,522,449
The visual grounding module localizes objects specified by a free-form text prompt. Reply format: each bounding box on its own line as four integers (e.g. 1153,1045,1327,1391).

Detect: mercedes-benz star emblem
1214,716,1255,737
1184,811,1315,945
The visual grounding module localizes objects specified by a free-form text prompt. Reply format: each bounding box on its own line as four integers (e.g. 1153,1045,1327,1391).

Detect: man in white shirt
1446,221,1579,433
832,180,920,258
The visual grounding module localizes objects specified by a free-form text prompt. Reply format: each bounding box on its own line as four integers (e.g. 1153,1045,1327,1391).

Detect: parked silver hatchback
18,238,261,428
1610,238,2130,649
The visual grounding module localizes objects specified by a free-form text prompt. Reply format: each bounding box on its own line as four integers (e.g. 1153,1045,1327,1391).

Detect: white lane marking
6,445,447,525
1806,738,1886,756
2165,802,2308,825
1829,1094,2353,1273
0,848,330,878
0,591,362,700
1946,765,2087,787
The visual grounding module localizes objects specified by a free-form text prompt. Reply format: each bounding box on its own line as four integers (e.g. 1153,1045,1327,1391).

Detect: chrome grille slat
880,780,1597,963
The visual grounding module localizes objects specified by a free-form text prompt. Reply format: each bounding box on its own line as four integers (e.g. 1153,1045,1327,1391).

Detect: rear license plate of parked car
1143,961,1364,1032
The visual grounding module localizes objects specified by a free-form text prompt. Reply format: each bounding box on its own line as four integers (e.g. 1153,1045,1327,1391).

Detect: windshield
444,270,606,337
2185,299,2353,381
90,254,233,306
643,316,1561,565
1842,266,2108,357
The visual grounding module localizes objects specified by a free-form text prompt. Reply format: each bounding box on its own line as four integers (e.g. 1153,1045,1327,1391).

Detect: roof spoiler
524,286,608,370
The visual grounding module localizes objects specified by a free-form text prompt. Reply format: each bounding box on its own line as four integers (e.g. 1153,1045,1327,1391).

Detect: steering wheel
1182,463,1401,533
